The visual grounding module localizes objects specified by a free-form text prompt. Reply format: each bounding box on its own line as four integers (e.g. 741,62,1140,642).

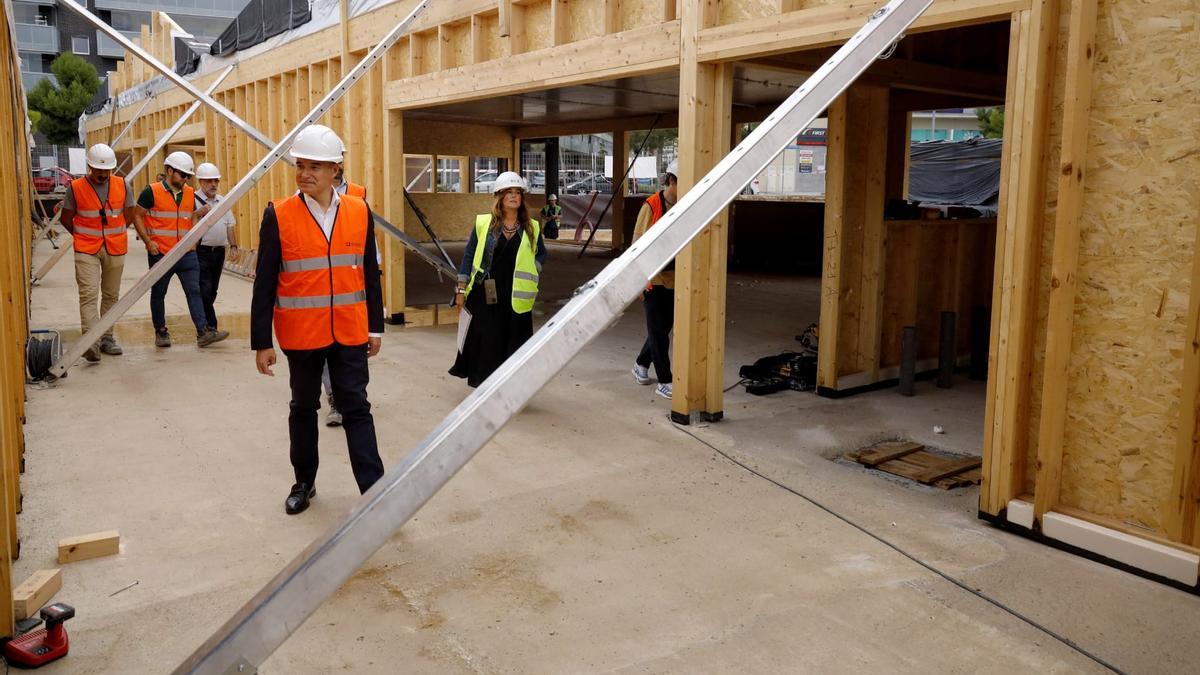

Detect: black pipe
970,305,990,381
937,311,956,389
899,326,917,396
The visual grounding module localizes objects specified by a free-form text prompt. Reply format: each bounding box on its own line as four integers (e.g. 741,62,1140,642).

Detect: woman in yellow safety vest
450,171,547,387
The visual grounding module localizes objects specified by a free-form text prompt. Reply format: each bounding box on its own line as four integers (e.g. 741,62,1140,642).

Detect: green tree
629,128,678,160
975,107,1005,139
27,53,101,145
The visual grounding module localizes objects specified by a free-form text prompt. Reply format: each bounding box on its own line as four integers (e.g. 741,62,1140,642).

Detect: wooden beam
980,1,1060,516
438,24,454,70
469,13,486,65
384,22,679,111
750,52,1008,102
382,60,406,314
697,0,1029,63
551,0,568,46
603,0,621,34
516,113,680,140
58,530,120,564
703,62,734,415
856,86,889,381
13,569,61,620
1032,0,1099,524
508,1,527,55
884,99,911,201
817,91,849,390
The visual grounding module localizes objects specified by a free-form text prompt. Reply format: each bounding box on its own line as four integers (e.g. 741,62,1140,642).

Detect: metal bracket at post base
173,2,931,673
48,0,431,381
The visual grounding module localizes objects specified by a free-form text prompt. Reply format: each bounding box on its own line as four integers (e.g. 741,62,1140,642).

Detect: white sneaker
655,383,672,399
632,364,651,385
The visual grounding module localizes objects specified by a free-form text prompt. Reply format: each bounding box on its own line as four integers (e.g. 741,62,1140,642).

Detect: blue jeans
148,250,208,335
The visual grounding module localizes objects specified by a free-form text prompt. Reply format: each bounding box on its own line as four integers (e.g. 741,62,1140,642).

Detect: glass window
436,156,465,193
472,157,501,194
404,155,432,193
72,36,90,55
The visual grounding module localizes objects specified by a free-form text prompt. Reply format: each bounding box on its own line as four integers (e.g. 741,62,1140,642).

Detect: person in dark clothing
450,171,547,387
250,124,386,515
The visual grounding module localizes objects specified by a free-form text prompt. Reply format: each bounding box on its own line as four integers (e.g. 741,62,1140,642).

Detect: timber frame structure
62,0,1200,589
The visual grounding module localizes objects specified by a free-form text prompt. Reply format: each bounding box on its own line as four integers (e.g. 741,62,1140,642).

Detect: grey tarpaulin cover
906,138,1002,206
210,0,312,57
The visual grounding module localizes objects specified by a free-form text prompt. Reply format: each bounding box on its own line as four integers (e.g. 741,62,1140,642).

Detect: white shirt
197,191,237,246
300,188,382,338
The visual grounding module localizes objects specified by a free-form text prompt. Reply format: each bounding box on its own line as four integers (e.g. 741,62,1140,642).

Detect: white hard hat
492,171,528,194
547,194,557,201
290,124,345,162
195,162,220,180
665,159,678,177
165,151,195,175
86,143,117,170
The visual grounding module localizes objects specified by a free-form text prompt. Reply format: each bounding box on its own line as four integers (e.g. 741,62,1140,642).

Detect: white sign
68,147,88,175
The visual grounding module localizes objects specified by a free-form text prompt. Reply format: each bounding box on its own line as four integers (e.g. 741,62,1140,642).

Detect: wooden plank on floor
855,441,924,466
915,457,983,485
13,569,61,620
57,530,119,564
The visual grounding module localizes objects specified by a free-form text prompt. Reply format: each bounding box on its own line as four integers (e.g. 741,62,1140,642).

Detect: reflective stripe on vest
464,214,541,313
272,193,371,350
144,182,195,254
70,177,128,255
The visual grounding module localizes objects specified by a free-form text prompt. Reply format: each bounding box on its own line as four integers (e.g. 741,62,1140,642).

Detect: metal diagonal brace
125,66,235,185
109,94,155,150
173,1,931,672
59,1,286,161
48,0,431,380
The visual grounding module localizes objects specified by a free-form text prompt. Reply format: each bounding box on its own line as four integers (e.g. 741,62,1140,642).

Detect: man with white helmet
193,162,238,334
251,124,385,515
131,151,227,348
539,193,561,239
60,143,135,362
629,159,679,400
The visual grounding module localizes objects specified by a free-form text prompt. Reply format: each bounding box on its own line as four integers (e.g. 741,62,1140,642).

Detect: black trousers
285,342,384,494
196,245,226,330
636,285,674,384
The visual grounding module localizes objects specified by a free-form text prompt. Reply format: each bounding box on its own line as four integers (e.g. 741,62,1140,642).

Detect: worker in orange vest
321,163,370,426
251,124,385,515
131,151,228,348
630,159,679,400
60,143,135,362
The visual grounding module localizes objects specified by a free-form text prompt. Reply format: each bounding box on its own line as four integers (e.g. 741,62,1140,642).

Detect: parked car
474,171,498,194
32,167,73,194
564,174,612,195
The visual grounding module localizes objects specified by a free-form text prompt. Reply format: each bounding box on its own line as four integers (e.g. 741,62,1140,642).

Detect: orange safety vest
144,182,196,254
272,193,370,351
70,177,128,255
343,181,366,199
645,190,666,225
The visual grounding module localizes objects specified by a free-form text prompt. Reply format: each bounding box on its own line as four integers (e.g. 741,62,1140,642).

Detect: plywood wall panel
567,0,605,41
1046,0,1200,529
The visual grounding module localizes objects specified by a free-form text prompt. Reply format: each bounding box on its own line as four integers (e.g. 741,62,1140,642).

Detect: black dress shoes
285,482,316,515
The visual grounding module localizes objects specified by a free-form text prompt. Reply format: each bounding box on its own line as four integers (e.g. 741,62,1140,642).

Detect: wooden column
1032,0,1100,524
672,0,731,423
980,0,1061,516
611,129,627,250
816,85,888,391
382,58,406,319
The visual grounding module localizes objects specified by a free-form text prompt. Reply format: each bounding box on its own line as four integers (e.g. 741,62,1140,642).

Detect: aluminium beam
59,1,284,161
109,94,155,150
125,66,234,185
48,0,431,380
174,1,932,672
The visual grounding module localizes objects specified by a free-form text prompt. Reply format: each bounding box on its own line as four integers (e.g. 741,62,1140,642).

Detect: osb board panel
419,30,439,74
881,223,919,367
478,12,502,62
567,0,605,42
447,22,471,69
719,0,778,26
621,0,666,30
403,119,512,158
391,38,412,79
407,193,496,242
524,1,553,52
1054,0,1200,530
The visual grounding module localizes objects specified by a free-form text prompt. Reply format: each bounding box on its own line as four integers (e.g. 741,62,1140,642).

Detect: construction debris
57,530,120,564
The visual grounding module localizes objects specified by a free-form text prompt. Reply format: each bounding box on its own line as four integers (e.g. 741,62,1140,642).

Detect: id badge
484,278,498,305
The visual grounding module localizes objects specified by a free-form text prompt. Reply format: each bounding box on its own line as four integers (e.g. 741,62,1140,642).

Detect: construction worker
194,162,238,334
539,193,562,239
131,151,229,348
60,143,134,362
334,163,366,198
630,159,678,399
449,171,547,387
251,124,385,515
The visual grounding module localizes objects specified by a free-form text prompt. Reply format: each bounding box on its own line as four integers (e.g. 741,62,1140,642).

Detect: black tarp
210,0,311,57
174,37,202,76
907,137,1002,206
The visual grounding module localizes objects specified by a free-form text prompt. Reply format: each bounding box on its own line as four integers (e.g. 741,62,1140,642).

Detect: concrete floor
16,235,1200,673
